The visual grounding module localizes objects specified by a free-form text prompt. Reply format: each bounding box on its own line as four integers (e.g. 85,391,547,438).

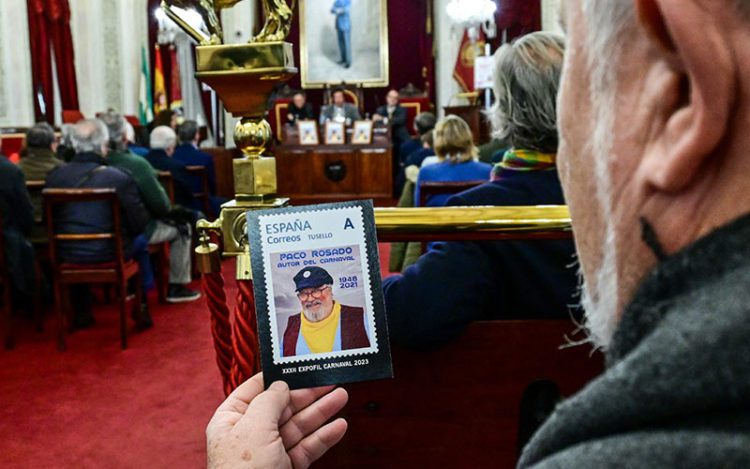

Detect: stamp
247,200,393,389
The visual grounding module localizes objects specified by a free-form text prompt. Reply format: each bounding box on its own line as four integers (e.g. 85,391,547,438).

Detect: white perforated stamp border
257,205,379,365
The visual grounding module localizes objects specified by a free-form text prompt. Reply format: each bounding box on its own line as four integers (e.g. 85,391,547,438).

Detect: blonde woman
414,115,492,206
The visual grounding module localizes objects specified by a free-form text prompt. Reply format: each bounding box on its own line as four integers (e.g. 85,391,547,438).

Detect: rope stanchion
201,271,234,396
230,279,260,390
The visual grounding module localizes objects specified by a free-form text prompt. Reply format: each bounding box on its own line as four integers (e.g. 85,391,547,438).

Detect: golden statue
253,0,295,42
161,0,294,45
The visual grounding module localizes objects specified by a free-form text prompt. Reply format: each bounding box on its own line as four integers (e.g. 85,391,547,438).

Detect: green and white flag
138,45,153,124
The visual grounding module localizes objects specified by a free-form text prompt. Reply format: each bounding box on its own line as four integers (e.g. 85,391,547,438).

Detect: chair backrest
185,165,211,217
42,188,125,268
318,320,603,468
61,110,85,124
157,171,175,205
324,83,364,113
269,98,291,143
419,179,487,207
26,180,45,223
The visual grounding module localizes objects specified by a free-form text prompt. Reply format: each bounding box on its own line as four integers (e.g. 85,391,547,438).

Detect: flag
138,45,154,124
168,45,183,111
153,44,168,115
453,30,486,92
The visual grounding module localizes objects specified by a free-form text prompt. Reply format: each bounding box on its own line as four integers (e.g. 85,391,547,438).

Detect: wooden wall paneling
203,147,239,199
277,149,312,198
357,148,392,198
310,150,357,195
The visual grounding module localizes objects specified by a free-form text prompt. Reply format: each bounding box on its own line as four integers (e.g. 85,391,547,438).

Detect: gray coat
519,214,750,468
319,103,361,125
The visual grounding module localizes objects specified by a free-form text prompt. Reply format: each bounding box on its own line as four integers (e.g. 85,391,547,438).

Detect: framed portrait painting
325,121,345,145
300,0,389,88
351,120,373,144
298,120,319,145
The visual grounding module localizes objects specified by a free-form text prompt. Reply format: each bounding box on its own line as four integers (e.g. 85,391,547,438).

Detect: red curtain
27,0,80,123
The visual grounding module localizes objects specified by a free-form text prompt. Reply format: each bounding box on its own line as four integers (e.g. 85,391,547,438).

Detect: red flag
453,30,486,92
168,45,182,111
153,44,168,115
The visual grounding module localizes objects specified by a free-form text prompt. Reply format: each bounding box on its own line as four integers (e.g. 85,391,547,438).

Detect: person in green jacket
101,111,200,305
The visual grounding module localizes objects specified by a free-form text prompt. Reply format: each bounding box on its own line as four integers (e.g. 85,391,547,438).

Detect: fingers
281,388,349,450
278,385,336,426
239,381,291,431
206,373,265,439
288,418,348,469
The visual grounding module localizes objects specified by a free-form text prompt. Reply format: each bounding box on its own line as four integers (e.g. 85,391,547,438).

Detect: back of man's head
150,126,177,154
414,112,436,136
98,111,128,152
26,122,56,150
71,119,109,156
489,31,564,154
177,120,200,144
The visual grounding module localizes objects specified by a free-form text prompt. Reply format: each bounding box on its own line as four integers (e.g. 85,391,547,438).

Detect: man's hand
372,114,383,122
207,373,349,469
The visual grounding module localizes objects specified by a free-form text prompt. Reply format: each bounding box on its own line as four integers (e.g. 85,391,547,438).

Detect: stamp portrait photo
247,200,393,389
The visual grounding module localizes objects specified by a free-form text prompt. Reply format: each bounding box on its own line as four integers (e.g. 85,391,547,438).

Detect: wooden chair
185,165,212,219
319,320,603,468
324,83,365,114
148,241,169,305
43,188,142,351
0,216,13,349
157,171,175,205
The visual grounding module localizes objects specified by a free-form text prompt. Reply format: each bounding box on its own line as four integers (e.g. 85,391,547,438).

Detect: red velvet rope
230,279,260,391
201,271,234,396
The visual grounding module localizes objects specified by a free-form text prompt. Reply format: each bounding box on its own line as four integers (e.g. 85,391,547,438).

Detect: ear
635,0,736,192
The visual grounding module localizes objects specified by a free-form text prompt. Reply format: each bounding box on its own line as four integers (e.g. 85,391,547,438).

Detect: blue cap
293,266,334,291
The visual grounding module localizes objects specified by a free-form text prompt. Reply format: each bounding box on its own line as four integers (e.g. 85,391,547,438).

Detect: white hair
490,31,565,153
71,119,109,155
566,1,635,350
124,122,136,144
150,125,177,150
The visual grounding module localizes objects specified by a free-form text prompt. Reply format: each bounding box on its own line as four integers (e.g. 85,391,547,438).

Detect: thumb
239,381,291,430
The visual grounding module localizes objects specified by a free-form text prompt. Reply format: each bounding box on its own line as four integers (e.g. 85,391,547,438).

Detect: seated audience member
404,130,436,169
286,91,315,124
386,32,573,348
0,147,35,299
124,122,149,157
174,120,226,216
18,122,65,223
399,112,436,165
395,112,436,194
319,87,361,125
374,89,410,156
414,115,492,207
56,124,76,162
145,126,197,212
102,112,201,304
149,109,178,132
45,119,151,329
207,2,750,466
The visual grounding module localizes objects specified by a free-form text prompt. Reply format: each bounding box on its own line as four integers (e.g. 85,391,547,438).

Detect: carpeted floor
0,244,394,468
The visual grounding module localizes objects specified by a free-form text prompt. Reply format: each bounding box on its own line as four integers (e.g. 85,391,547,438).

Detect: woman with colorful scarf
383,31,578,349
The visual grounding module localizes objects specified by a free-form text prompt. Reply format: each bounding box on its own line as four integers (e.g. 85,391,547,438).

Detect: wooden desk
275,125,393,204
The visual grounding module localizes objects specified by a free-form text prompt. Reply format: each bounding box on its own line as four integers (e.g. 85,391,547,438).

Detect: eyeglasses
297,285,331,301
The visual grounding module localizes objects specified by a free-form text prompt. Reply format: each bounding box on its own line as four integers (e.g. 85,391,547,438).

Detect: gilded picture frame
324,121,346,145
351,120,373,144
298,120,320,145
300,0,389,89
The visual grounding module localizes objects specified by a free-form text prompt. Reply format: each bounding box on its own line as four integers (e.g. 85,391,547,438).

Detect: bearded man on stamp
282,266,370,357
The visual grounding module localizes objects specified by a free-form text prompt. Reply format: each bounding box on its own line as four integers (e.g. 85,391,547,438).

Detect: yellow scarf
300,301,341,353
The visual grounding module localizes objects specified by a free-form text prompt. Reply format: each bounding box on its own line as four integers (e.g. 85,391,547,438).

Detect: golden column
162,0,297,393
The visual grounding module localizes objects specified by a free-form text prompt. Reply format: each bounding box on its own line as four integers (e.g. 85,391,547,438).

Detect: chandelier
446,0,497,41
